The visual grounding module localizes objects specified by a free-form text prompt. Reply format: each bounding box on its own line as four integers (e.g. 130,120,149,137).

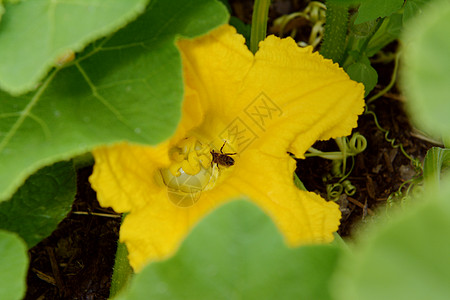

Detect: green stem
294,173,307,191
320,1,349,64
250,0,271,54
342,18,384,68
366,52,400,104
109,216,133,298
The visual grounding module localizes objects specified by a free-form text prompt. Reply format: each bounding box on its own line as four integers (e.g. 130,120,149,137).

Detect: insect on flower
211,141,237,167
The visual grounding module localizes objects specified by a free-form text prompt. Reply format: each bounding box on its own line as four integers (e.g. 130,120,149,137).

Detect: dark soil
25,168,121,300
24,1,437,299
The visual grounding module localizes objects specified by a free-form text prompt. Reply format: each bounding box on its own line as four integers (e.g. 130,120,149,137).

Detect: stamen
160,137,218,207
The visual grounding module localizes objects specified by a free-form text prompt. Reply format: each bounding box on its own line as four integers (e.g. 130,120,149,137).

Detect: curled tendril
272,1,326,48
307,132,367,201
327,183,343,201
342,180,356,196
365,108,425,209
365,109,423,173
385,176,422,212
306,132,367,161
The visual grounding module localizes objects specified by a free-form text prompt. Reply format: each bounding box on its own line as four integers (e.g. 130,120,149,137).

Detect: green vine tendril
306,133,367,201
367,52,401,104
365,108,423,207
365,109,422,172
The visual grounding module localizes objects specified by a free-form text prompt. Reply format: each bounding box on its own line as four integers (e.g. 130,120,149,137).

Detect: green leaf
116,200,341,300
0,230,28,300
403,0,430,24
401,0,450,138
422,147,450,191
345,55,378,96
332,199,450,300
0,161,76,248
0,0,229,202
326,0,360,5
355,0,404,24
0,1,4,23
0,0,149,95
366,12,403,57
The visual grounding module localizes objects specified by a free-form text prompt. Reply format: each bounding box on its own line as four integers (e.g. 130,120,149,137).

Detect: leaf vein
0,70,58,153
75,62,130,127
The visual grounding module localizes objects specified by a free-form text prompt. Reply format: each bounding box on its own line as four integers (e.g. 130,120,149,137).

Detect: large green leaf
116,200,341,300
0,0,149,95
332,198,450,300
401,0,450,138
0,230,28,300
0,0,229,202
0,161,76,248
355,0,404,24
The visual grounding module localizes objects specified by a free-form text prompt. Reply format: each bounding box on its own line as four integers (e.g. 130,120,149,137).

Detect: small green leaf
0,0,149,95
355,0,404,24
401,0,450,138
345,56,378,96
0,230,28,300
332,199,450,300
116,200,341,300
0,0,229,202
0,161,76,248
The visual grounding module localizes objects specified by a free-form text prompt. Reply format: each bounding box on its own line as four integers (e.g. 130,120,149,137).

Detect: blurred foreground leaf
0,161,76,248
401,0,450,138
0,230,28,300
403,0,430,24
0,0,228,202
332,199,450,300
116,200,341,300
0,1,4,23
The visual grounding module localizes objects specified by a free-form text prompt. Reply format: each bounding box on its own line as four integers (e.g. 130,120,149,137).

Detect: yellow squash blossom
89,25,364,271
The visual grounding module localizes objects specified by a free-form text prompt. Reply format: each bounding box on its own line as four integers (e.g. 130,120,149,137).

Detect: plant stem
250,0,271,54
109,217,133,298
367,51,400,104
320,1,349,64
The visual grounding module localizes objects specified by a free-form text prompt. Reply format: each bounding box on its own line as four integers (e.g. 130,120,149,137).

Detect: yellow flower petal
178,25,254,124
226,149,340,245
89,143,170,212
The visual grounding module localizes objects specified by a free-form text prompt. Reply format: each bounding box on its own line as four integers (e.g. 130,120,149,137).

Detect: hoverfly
211,141,236,167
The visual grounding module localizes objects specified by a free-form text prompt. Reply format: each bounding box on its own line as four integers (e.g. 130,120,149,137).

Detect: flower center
160,137,219,207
